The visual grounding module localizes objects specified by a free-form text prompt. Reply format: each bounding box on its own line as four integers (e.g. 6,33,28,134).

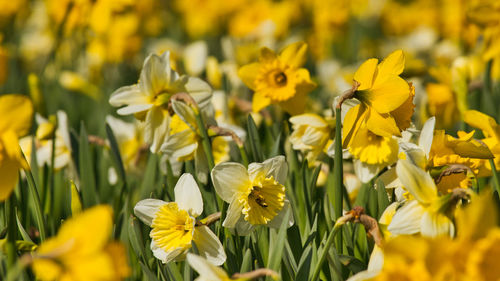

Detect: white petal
195,146,209,184
211,162,250,202
398,142,427,169
144,106,170,153
109,85,149,107
106,115,136,140
162,129,199,160
223,198,244,229
289,114,328,128
183,41,208,76
387,200,425,235
419,116,435,159
56,111,72,149
117,104,153,115
134,199,167,226
185,77,212,110
234,217,254,236
187,253,229,281
267,199,294,229
396,159,437,205
248,155,288,185
140,52,179,96
171,100,198,132
420,211,455,238
353,160,381,183
175,173,203,217
193,225,226,266
367,245,384,272
151,239,184,264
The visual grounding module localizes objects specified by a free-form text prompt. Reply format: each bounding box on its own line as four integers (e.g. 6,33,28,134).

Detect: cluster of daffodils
3,1,500,280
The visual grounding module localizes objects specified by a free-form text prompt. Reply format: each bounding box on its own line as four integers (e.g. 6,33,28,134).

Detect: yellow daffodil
388,159,459,237
429,129,494,177
109,51,212,152
363,191,500,281
0,94,33,201
31,205,130,281
289,113,333,166
238,42,316,115
211,156,294,235
463,109,500,175
342,50,413,148
134,173,226,265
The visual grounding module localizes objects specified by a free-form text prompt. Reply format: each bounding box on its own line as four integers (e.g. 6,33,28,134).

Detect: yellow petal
259,47,277,63
0,94,33,137
366,108,401,138
464,110,498,138
279,90,307,115
353,58,378,90
252,91,272,112
365,75,410,113
342,104,368,148
375,50,405,84
238,62,261,91
390,83,415,131
279,41,307,69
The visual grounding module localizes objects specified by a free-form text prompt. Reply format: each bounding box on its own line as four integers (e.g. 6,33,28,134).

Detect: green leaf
296,244,313,281
139,154,158,200
240,248,253,273
247,114,264,162
21,152,46,242
78,123,98,207
376,180,390,219
139,261,160,281
339,255,366,274
267,208,291,277
105,123,127,183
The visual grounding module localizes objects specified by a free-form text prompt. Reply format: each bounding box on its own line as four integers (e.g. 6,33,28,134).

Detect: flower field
1,0,500,280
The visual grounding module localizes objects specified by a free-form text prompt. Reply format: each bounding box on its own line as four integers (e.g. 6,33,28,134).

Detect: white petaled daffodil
161,99,215,184
109,51,213,153
289,113,332,167
187,253,232,281
211,156,294,235
388,159,461,237
134,173,226,265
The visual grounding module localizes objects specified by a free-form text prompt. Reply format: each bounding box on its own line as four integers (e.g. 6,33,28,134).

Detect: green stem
6,196,17,270
333,107,344,253
239,146,249,167
311,223,343,281
489,159,500,197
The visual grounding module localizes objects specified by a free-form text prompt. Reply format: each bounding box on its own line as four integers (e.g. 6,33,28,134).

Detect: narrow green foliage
247,114,265,162
78,124,98,207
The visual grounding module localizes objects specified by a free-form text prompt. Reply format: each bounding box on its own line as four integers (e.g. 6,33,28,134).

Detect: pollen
150,203,195,252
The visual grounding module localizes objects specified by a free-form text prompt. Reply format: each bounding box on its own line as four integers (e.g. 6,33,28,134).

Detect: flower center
150,203,194,252
273,72,287,87
241,175,286,225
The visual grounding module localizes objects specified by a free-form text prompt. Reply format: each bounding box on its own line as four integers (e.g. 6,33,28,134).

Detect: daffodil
31,205,130,281
109,51,212,152
238,42,316,115
342,50,413,149
106,115,145,171
161,100,216,183
0,94,33,201
387,159,461,237
362,191,500,281
429,129,494,177
34,111,72,171
134,173,226,265
463,109,500,175
289,113,333,166
211,155,294,235
187,253,279,281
